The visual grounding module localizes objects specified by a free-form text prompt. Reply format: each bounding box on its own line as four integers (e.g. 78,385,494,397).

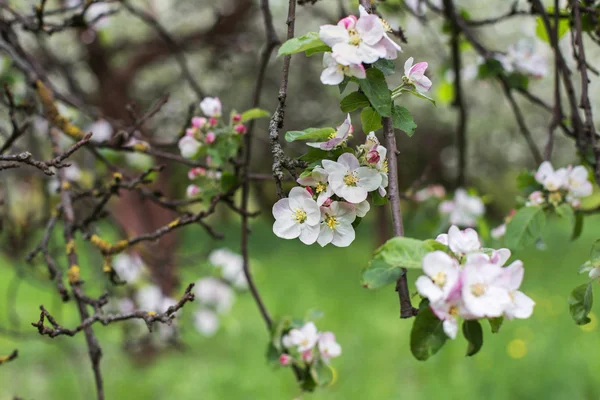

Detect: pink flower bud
301,350,313,363
234,124,247,134
322,198,332,207
208,117,218,127
338,15,357,29
205,131,216,144
187,168,207,180
279,354,291,366
366,149,380,164
232,113,242,123
305,186,314,196
508,209,517,217
185,128,196,137
191,117,207,128
186,184,200,198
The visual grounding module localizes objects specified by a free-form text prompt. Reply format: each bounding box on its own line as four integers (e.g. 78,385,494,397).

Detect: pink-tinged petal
358,5,369,17
338,15,357,29
409,61,428,78
337,153,360,170
319,138,342,150
356,15,385,45
414,75,432,92
272,198,291,219
320,67,344,85
348,63,366,79
404,57,414,76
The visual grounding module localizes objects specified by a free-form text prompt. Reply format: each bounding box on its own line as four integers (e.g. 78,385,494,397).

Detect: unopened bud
279,354,291,366
234,124,247,134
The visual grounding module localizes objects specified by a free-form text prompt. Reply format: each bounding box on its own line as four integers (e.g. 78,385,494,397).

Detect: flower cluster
496,39,548,79
439,189,485,227
319,6,402,85
272,123,387,247
193,248,248,336
416,226,535,338
280,322,341,367
529,161,593,208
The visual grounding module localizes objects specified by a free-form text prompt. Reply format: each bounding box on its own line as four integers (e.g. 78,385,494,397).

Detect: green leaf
340,91,370,113
477,58,504,79
277,32,330,57
372,59,395,75
285,127,335,142
402,88,436,106
535,13,570,44
220,171,238,192
572,211,584,241
568,283,593,325
410,303,448,361
591,239,600,266
506,73,529,91
488,317,503,333
376,237,446,270
555,203,575,229
371,190,387,206
338,77,351,94
358,68,392,117
240,108,270,123
462,320,483,357
299,148,329,162
516,169,539,193
391,105,417,137
505,206,546,249
360,107,382,133
361,255,404,290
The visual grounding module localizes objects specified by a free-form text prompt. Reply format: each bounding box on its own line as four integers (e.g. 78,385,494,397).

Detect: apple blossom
439,189,485,227
194,277,235,314
279,354,292,366
178,136,201,159
320,52,366,85
200,97,221,117
136,285,176,313
403,57,432,92
498,261,535,320
232,113,242,123
430,298,468,339
234,124,247,134
534,161,568,192
205,131,216,144
297,167,334,206
209,248,248,289
317,201,357,247
322,153,382,203
87,119,113,142
188,167,206,180
272,187,321,244
526,190,545,206
307,114,353,150
318,332,342,362
282,322,319,352
186,184,200,198
319,6,387,65
461,253,512,318
567,165,593,198
191,116,207,128
113,253,144,283
497,39,548,78
589,266,600,280
368,144,389,197
445,225,481,255
352,200,371,218
193,309,219,337
416,251,461,303
414,185,446,202
208,117,218,126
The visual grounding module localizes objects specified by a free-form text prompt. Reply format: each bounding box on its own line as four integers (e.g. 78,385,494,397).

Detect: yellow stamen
325,215,338,230
348,29,361,46
471,283,486,297
343,172,359,186
449,305,459,316
316,183,326,193
380,18,393,33
432,271,447,287
294,208,307,224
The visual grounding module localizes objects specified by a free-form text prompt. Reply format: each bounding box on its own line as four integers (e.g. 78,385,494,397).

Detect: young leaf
360,107,383,133
358,68,392,117
506,73,529,91
361,255,404,290
505,206,546,249
568,283,593,325
285,127,335,142
391,105,417,137
572,211,584,241
555,203,575,229
535,14,570,44
516,169,539,193
410,304,448,361
277,32,330,57
372,59,395,75
488,317,503,333
462,320,484,357
477,58,504,79
591,239,600,266
299,148,329,162
375,237,446,270
371,190,388,206
240,108,270,123
340,91,370,113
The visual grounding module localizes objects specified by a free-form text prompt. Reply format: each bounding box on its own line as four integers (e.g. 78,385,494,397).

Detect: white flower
498,260,535,320
136,285,174,313
352,200,371,218
63,163,82,182
209,248,247,289
297,167,334,206
178,136,201,159
200,97,222,117
186,184,200,198
322,153,382,203
320,53,366,85
318,332,342,362
319,6,387,65
526,190,545,206
439,189,485,227
404,57,432,92
491,224,507,239
272,187,321,244
317,201,357,247
589,266,600,280
430,298,468,339
358,6,402,60
534,161,568,192
369,144,389,197
194,277,235,314
567,165,593,198
307,114,353,150
416,251,461,303
282,322,319,352
444,225,481,255
498,39,548,78
460,254,512,318
87,119,113,142
194,309,220,337
113,253,144,283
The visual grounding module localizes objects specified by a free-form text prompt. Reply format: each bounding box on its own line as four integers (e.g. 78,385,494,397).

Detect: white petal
356,167,382,192
337,153,360,170
331,222,355,247
273,219,301,239
320,66,344,85
416,276,443,303
317,224,334,247
319,25,349,47
272,198,291,219
339,185,368,203
299,223,320,245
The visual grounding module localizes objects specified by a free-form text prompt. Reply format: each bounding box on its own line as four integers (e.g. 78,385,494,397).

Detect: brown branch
0,349,18,366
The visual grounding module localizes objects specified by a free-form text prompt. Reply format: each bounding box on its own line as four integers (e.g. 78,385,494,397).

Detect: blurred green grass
1,214,600,400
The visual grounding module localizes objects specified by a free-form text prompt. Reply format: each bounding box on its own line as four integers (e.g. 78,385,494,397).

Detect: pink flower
232,113,242,123
322,198,333,207
301,350,313,363
186,184,200,198
188,167,206,180
279,354,292,366
200,97,221,117
185,128,196,137
191,117,206,128
366,148,380,164
234,124,247,134
205,131,216,144
404,57,432,93
208,117,218,127
338,15,357,29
